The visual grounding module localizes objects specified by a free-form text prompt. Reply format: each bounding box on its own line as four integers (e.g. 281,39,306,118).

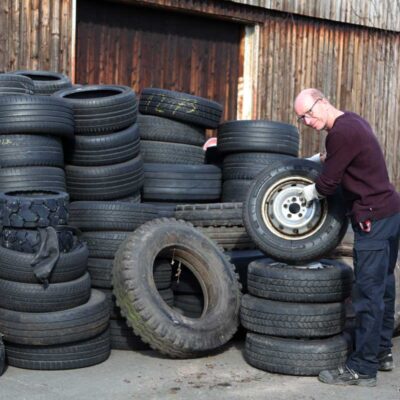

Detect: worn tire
5,328,111,370
65,155,144,201
0,241,88,283
13,70,72,95
137,114,205,146
110,319,149,350
0,95,74,137
81,231,129,259
0,134,64,168
0,190,69,228
217,120,299,156
113,218,241,358
240,294,346,337
222,180,252,203
66,123,141,166
243,159,349,263
247,258,353,302
139,88,223,128
0,272,91,312
0,289,109,345
245,333,349,376
199,226,255,250
54,84,137,134
0,73,34,95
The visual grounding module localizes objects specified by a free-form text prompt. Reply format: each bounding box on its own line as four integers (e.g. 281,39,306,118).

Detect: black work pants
346,212,400,377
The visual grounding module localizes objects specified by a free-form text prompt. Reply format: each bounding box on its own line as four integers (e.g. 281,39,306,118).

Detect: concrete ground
0,335,399,400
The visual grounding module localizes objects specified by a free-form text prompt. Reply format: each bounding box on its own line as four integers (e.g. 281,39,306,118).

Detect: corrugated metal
228,0,400,32
76,0,242,121
258,14,400,188
0,0,73,73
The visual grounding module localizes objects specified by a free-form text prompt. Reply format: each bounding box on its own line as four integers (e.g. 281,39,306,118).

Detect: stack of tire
68,202,175,350
240,258,353,376
0,72,73,196
0,191,110,370
53,84,144,202
217,120,300,202
138,88,223,205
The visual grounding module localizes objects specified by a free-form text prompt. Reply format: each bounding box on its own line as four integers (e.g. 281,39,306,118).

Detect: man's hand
299,183,324,206
305,152,326,164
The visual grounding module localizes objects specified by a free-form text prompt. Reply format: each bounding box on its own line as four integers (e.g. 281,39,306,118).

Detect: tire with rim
112,218,241,358
243,159,348,263
139,88,223,128
13,70,72,95
247,258,353,302
54,85,137,134
245,333,349,376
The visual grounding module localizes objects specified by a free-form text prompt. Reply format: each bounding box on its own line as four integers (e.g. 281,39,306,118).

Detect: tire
117,191,141,203
174,202,243,227
66,123,141,166
198,226,256,250
247,258,353,302
137,114,205,146
0,241,88,283
1,227,76,254
110,319,149,350
5,328,111,370
139,88,223,128
0,166,66,193
13,70,72,95
0,134,64,168
0,73,35,95
0,272,91,312
81,231,129,259
240,294,346,337
0,289,109,345
143,163,221,202
88,258,114,288
174,294,204,318
153,259,173,290
0,338,4,376
243,159,349,263
141,140,205,164
112,218,241,358
69,201,161,231
65,155,144,201
0,190,69,228
244,333,349,376
222,180,252,203
223,152,294,180
0,95,74,137
54,85,137,134
217,120,299,156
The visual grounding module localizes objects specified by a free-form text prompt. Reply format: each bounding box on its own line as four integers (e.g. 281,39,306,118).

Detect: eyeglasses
297,98,322,123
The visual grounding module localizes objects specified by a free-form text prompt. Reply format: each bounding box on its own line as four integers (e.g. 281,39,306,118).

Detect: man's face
295,97,327,131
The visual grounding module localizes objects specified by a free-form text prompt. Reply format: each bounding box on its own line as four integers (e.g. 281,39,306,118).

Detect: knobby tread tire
0,290,109,345
0,272,91,313
240,294,346,338
5,328,111,370
112,218,241,358
247,258,353,302
245,333,349,376
137,114,205,146
139,88,223,128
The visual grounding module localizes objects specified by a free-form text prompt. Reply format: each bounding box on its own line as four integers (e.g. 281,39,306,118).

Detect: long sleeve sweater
315,111,400,223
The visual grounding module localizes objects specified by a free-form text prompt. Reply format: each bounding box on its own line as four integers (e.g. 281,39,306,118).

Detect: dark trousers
346,212,400,376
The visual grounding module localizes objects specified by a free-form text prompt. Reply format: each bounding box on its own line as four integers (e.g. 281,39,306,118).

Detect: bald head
294,88,326,111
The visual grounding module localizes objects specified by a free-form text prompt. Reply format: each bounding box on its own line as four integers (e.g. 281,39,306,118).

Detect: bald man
294,89,400,386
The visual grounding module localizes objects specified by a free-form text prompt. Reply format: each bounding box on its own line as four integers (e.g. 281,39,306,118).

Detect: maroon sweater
315,111,400,223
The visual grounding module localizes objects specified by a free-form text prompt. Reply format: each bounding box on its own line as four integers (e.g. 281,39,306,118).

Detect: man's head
294,88,340,131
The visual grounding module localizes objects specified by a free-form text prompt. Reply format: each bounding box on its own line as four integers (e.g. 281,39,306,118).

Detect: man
294,88,400,386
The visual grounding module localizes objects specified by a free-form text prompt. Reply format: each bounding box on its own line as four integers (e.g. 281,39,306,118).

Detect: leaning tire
243,159,348,263
113,218,241,358
244,333,349,376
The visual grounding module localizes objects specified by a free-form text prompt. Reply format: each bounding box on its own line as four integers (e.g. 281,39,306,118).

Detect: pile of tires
241,258,353,375
138,88,222,204
0,191,110,370
217,120,299,202
53,85,144,201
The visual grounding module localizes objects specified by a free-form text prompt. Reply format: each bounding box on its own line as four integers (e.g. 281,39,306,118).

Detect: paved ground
1,335,399,400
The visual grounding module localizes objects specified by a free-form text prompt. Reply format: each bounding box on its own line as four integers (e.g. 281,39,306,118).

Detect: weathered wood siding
0,0,73,73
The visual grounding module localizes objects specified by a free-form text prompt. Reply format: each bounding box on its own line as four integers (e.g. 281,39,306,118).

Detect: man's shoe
318,365,377,387
378,350,394,371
